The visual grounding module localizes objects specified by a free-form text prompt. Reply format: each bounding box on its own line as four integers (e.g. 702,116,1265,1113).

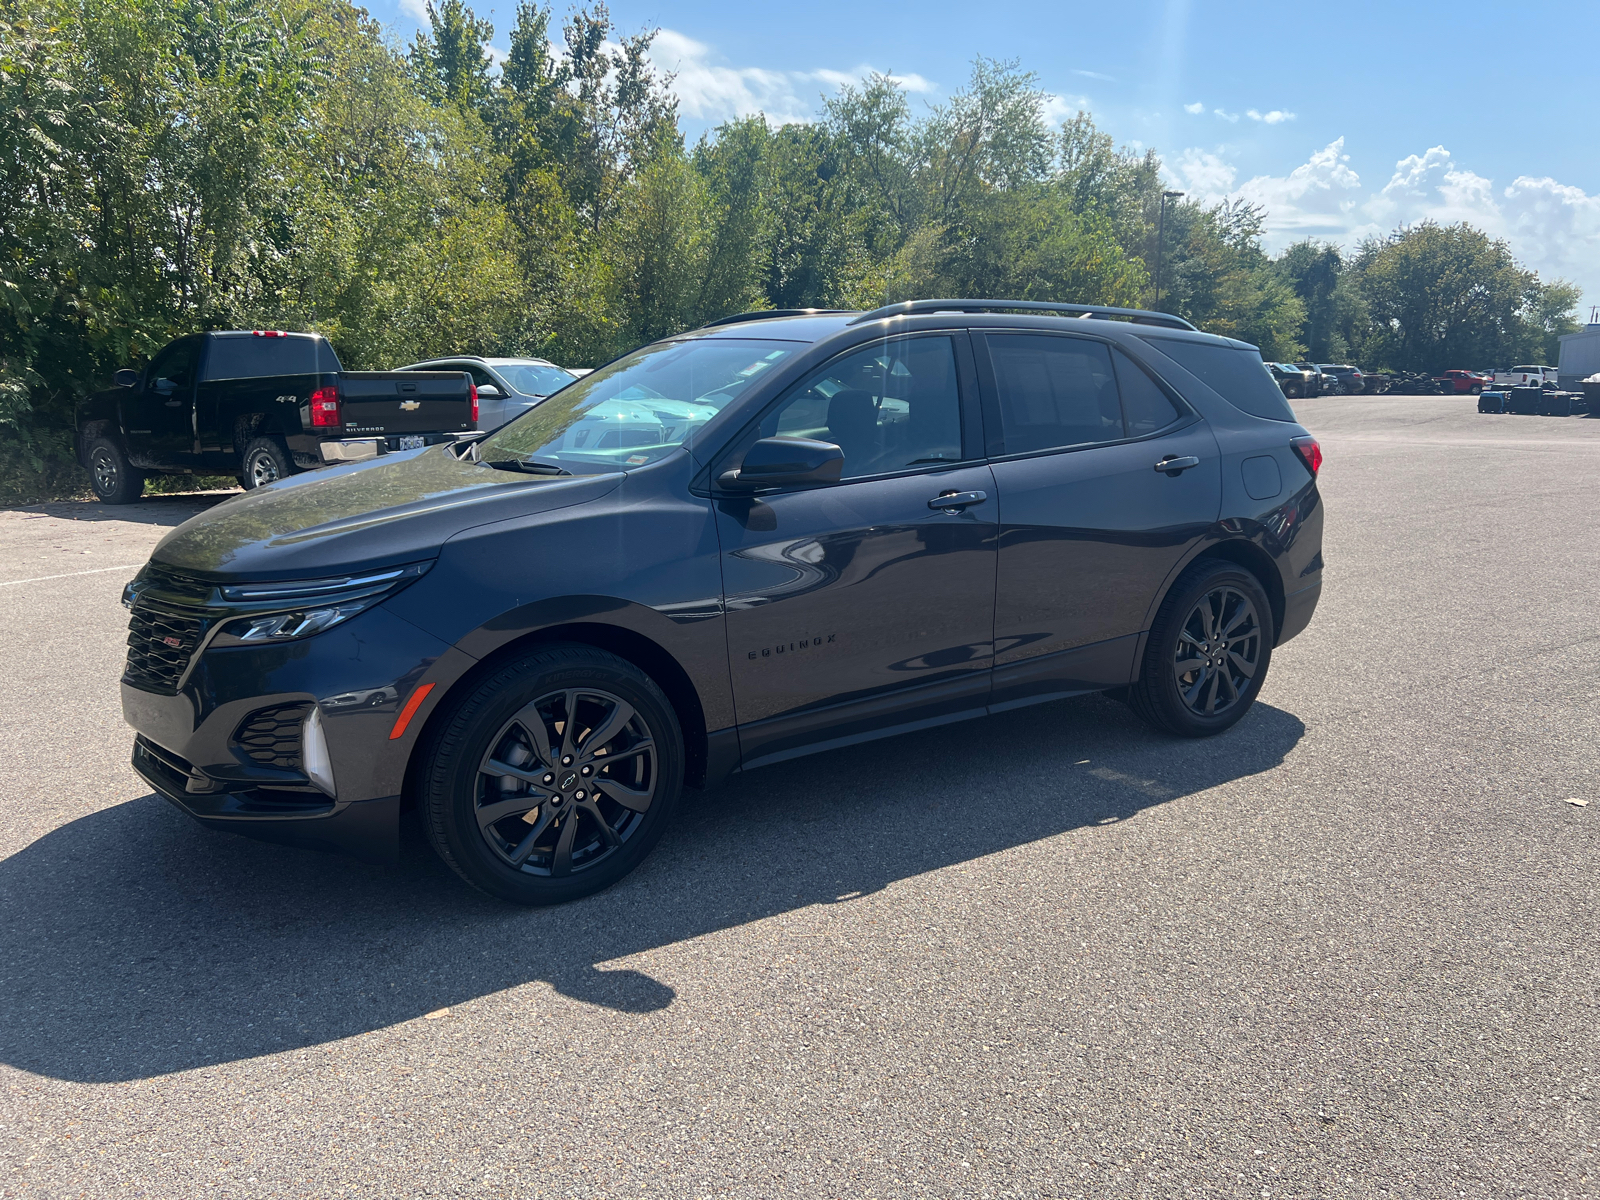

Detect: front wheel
419,645,685,905
1126,561,1274,737
86,436,145,504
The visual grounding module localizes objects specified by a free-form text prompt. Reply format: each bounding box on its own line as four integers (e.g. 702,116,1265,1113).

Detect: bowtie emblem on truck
399,400,421,411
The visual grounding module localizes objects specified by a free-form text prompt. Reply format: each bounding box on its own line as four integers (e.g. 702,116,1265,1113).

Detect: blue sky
367,0,1600,317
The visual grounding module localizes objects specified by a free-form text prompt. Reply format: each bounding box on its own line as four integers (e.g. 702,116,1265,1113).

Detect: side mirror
114,369,138,388
719,436,844,490
477,383,501,397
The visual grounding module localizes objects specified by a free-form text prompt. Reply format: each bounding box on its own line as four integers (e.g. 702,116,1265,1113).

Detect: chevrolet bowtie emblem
399,399,421,411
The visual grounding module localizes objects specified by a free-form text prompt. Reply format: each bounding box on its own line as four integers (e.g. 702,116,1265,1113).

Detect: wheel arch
1190,538,1286,643
404,621,713,804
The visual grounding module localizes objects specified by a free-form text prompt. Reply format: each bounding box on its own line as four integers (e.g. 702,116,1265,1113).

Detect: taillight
469,382,479,425
1290,435,1322,477
252,330,286,338
309,384,341,428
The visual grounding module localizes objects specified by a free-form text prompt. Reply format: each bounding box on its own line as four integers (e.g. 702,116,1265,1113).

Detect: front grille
125,604,206,693
124,566,214,695
233,703,312,770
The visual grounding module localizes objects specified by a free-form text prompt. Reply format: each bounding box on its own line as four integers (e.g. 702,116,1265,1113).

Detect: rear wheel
1127,560,1274,737
240,436,295,489
86,436,145,504
420,645,684,905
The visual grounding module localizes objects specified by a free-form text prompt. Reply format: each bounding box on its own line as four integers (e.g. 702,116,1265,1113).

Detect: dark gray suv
121,299,1324,905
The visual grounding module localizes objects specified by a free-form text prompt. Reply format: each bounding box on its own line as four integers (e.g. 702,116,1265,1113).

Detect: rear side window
1112,348,1182,435
987,334,1121,453
202,336,339,381
1142,338,1297,422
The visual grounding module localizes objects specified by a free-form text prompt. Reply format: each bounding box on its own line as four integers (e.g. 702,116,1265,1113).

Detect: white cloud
1186,138,1600,309
1246,108,1295,124
648,29,934,125
1214,108,1239,123
1042,93,1093,125
399,0,427,19
1183,101,1205,114
1073,69,1115,81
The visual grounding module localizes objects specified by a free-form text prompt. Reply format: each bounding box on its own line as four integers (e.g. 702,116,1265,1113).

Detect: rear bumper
1277,578,1322,646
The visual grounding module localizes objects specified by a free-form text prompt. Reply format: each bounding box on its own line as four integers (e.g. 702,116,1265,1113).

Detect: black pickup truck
75,330,478,503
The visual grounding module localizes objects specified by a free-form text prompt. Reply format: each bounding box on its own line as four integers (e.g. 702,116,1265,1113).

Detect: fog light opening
302,706,337,797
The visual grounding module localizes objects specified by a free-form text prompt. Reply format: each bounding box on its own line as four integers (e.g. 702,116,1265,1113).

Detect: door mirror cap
719,436,844,490
114,369,138,388
477,383,501,397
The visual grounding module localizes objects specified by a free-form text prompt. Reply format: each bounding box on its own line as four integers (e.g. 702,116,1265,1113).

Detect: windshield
498,363,578,396
476,338,798,473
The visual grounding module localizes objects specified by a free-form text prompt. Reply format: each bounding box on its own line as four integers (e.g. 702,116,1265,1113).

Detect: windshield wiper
482,458,571,476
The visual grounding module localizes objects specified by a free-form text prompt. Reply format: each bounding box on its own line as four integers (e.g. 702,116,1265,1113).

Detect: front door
715,332,998,767
126,336,202,469
975,331,1222,707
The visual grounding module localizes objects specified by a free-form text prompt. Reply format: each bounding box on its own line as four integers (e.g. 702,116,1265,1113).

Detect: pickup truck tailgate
341,371,474,437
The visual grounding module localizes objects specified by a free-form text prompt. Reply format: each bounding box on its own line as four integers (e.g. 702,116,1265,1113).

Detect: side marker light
389,682,436,741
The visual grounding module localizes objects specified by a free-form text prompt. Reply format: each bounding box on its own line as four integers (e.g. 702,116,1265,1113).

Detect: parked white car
1492,365,1558,389
397,356,579,429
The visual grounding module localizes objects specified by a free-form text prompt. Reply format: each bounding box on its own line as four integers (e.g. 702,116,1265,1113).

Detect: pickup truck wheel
419,644,685,905
240,436,295,489
86,437,145,504
1125,560,1273,738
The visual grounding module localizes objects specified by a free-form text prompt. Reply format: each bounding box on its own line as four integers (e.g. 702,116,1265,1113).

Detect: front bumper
121,603,474,862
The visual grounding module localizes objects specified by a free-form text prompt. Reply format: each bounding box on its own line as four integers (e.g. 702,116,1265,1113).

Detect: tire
85,436,145,504
1331,382,1347,396
1470,385,1482,395
240,436,296,489
419,644,685,905
1126,560,1274,738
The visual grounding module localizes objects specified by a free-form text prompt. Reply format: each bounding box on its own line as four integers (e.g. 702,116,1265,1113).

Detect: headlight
209,561,431,646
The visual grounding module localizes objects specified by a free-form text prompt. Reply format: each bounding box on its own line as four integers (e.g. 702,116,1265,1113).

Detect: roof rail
847,298,1197,332
701,308,854,328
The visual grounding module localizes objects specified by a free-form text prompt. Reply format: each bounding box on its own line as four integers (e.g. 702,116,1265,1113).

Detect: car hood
149,445,622,581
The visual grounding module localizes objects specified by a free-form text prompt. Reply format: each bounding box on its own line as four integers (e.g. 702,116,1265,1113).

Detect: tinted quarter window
988,334,1120,453
202,336,336,381
1112,348,1181,435
764,335,963,480
1142,337,1296,422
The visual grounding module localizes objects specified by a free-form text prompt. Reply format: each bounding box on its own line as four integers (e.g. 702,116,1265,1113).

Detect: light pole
1155,190,1185,312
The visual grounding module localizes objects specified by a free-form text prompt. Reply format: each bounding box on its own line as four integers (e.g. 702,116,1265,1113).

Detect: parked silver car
398,356,579,429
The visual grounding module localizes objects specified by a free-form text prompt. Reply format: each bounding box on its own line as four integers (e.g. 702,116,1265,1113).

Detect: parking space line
0,564,145,588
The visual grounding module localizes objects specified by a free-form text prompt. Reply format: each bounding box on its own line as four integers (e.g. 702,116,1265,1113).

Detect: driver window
764,336,963,480
147,339,199,392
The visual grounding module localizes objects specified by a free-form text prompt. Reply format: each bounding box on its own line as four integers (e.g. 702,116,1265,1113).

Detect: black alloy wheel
1126,560,1274,737
86,436,145,504
420,644,683,904
474,687,656,876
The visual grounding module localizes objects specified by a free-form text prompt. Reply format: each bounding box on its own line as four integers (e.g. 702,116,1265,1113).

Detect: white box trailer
1558,324,1600,391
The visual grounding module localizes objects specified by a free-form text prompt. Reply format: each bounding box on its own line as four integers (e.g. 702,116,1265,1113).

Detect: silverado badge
399,399,421,411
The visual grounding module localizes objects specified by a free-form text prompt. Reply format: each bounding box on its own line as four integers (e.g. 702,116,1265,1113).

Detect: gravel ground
1,398,1596,1199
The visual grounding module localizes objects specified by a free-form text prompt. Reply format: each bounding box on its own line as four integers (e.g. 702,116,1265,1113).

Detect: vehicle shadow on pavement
1,492,236,521
0,694,1303,1082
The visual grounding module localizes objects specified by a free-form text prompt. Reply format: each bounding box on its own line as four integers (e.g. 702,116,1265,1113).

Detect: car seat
825,389,879,476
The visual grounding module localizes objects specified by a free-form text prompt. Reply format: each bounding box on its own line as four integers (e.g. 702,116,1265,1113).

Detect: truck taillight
309,385,341,428
253,330,286,338
469,382,478,425
1290,435,1322,478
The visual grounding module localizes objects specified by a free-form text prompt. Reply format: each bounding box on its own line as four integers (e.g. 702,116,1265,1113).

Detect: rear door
976,331,1221,707
715,331,998,766
126,336,202,468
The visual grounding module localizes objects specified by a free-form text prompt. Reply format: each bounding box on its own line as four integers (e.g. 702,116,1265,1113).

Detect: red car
1434,369,1491,395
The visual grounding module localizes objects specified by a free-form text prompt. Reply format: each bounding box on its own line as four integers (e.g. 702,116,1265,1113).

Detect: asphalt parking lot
2,395,1597,1199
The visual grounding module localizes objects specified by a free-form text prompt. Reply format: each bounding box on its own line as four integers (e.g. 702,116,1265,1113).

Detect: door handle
1155,455,1200,475
929,489,987,511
